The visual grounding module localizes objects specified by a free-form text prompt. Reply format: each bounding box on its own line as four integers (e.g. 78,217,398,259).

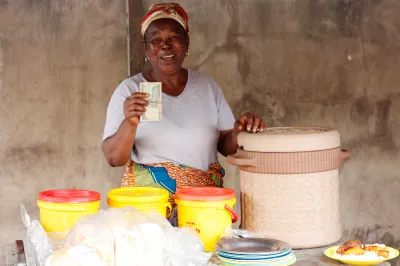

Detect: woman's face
143,18,189,75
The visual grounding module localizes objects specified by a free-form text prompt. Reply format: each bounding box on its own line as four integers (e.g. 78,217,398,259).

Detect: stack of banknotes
140,82,162,121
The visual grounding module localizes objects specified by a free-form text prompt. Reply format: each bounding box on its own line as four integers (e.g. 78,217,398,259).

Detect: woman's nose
161,39,172,49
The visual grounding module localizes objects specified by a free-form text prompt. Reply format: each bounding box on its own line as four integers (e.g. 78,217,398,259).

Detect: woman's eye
151,39,161,43
170,36,180,40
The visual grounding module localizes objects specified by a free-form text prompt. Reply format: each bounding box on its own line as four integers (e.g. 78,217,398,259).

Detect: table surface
209,245,393,266
1,241,395,266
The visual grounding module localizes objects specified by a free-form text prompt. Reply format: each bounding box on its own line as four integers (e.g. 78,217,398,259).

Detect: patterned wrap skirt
121,159,225,226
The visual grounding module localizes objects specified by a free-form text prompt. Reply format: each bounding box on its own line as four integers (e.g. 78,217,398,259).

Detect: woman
102,3,266,223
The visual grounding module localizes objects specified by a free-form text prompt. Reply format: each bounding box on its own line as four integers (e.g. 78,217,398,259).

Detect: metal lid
216,237,291,255
237,126,340,152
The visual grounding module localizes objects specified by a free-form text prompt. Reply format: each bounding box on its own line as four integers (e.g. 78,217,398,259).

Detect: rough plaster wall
143,0,400,249
0,0,127,244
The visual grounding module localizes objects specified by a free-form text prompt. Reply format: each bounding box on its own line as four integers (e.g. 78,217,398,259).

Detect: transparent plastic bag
61,207,163,266
46,207,211,266
147,211,211,266
20,204,50,266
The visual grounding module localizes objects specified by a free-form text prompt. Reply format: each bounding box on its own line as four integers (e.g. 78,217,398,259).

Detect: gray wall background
0,0,127,244
1,0,400,257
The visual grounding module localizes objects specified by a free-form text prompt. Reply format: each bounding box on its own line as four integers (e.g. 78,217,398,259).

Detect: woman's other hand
123,92,149,127
234,113,267,134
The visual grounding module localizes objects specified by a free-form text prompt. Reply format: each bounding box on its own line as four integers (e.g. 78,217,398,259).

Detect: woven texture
240,170,342,248
228,148,344,174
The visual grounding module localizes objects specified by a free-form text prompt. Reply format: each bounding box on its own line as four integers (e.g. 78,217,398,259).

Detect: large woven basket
227,126,350,249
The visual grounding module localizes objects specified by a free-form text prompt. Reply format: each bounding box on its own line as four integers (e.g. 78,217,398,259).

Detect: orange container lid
175,187,235,201
38,189,101,203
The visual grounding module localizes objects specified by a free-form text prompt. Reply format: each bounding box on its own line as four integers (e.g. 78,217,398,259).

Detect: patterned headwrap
141,3,189,37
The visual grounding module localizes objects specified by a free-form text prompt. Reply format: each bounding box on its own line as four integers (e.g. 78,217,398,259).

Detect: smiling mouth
161,54,175,60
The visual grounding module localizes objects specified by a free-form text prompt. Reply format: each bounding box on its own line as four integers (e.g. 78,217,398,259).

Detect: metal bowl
216,237,291,255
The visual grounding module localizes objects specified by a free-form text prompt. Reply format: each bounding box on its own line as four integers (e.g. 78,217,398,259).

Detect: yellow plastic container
37,189,101,233
107,187,172,218
175,187,238,252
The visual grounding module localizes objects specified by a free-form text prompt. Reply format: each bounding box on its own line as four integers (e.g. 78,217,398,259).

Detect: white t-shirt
102,70,235,171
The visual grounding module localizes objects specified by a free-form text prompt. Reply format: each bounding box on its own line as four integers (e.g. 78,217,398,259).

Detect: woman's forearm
102,119,137,167
217,130,239,157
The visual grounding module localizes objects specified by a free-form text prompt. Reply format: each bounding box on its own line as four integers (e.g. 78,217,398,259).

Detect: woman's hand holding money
123,92,149,127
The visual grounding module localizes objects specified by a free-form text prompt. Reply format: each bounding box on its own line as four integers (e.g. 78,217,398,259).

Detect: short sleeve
102,79,139,141
212,80,235,131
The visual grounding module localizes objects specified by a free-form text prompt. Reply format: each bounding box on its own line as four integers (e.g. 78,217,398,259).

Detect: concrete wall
0,0,127,243
1,0,399,256
143,0,400,248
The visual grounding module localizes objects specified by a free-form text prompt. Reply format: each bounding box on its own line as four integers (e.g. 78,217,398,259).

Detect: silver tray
216,238,291,254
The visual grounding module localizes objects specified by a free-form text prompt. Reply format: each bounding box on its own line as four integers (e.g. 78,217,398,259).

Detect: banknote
139,82,162,121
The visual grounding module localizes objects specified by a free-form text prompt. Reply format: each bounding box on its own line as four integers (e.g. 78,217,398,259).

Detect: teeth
162,55,174,59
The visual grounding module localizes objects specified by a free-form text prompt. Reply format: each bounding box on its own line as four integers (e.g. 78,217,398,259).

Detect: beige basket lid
237,126,340,152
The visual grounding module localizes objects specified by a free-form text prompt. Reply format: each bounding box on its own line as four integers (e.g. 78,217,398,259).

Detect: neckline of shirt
139,69,196,105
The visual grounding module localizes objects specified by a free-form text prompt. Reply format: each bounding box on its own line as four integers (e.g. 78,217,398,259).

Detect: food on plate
376,248,390,258
363,244,389,258
363,245,381,252
343,246,365,256
335,240,392,260
336,240,364,255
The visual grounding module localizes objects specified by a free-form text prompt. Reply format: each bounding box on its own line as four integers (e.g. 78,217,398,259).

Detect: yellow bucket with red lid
107,187,172,218
37,189,101,233
174,187,238,252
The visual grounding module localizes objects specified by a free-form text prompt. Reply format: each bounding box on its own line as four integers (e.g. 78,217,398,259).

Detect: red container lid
175,187,235,201
38,189,101,203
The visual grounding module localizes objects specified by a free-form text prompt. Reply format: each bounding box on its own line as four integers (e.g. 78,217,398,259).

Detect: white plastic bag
21,204,50,266
65,207,163,266
46,207,211,266
147,211,211,266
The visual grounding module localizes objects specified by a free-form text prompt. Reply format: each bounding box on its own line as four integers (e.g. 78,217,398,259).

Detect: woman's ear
185,34,190,52
141,38,147,52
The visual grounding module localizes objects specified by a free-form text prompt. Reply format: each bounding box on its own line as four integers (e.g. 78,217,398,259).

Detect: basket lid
107,187,169,203
175,187,236,201
38,189,101,203
237,126,340,152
